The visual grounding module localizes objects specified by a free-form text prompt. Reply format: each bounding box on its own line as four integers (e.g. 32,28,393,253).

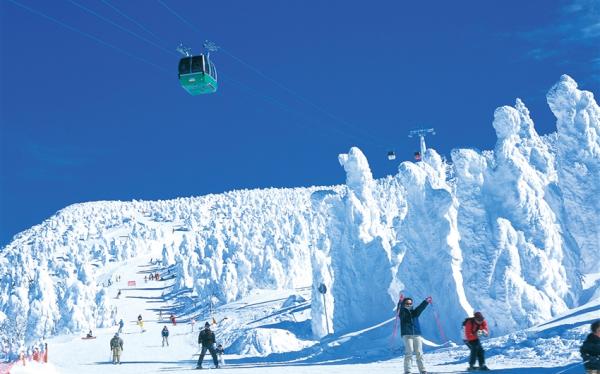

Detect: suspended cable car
387,151,396,160
177,41,218,95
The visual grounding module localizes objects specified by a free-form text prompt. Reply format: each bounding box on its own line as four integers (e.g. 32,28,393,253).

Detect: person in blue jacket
398,296,432,374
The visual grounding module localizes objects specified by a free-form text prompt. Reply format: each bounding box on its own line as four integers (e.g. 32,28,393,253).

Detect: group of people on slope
109,316,225,368
397,296,600,374
398,296,488,373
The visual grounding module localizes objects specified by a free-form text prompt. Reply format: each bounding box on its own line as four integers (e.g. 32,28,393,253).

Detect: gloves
425,296,433,304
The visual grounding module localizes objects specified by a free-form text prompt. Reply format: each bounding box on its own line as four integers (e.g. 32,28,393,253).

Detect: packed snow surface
1,75,599,372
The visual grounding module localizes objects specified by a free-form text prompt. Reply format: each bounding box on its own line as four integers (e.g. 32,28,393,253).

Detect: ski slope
8,253,597,374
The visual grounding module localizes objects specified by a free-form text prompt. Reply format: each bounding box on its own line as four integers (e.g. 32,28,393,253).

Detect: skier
398,296,432,374
170,314,177,326
581,320,600,374
110,333,123,365
463,312,490,371
215,343,225,366
138,314,145,332
191,318,196,332
118,319,124,334
196,322,219,369
162,326,170,347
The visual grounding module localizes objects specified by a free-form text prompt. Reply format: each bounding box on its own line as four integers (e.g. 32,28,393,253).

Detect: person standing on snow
191,318,196,332
398,296,432,374
196,322,219,369
137,314,145,332
170,314,177,326
110,333,123,365
118,319,124,334
463,312,490,371
581,320,600,374
162,326,170,347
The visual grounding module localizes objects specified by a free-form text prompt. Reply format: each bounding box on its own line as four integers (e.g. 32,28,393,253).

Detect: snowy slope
7,258,598,373
1,75,599,366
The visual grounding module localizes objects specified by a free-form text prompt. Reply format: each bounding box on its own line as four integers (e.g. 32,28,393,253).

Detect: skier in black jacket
581,320,600,373
196,322,219,369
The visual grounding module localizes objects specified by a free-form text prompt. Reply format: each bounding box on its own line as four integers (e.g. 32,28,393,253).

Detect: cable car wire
100,0,167,47
223,74,373,143
6,0,391,150
70,0,387,149
67,0,179,57
156,0,389,149
6,0,170,74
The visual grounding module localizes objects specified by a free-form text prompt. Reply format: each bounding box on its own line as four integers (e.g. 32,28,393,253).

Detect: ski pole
389,293,403,348
429,298,447,343
389,315,399,347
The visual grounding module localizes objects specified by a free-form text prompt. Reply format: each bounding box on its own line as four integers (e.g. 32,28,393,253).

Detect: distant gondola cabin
178,55,218,95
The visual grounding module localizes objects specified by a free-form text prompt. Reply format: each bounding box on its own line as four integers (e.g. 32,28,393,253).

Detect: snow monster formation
328,148,394,334
452,96,580,333
547,75,600,275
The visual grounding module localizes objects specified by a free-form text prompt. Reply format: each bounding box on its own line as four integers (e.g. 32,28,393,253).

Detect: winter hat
205,322,210,327
592,320,600,333
114,333,119,337
474,312,484,321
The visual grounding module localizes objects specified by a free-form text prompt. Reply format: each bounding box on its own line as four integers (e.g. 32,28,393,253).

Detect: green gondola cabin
178,54,218,95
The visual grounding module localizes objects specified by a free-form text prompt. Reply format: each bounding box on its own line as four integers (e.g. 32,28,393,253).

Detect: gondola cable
156,0,389,149
7,0,402,152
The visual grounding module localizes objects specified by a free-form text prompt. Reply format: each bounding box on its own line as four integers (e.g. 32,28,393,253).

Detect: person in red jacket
463,311,490,371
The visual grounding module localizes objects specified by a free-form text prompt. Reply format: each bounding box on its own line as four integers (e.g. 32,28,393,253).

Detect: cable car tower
408,128,435,161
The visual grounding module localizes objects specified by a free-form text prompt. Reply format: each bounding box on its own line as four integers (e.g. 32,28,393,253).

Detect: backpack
110,337,120,349
461,318,478,341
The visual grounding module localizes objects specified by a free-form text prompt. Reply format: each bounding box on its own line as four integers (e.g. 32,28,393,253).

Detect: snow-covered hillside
1,75,599,362
6,257,599,374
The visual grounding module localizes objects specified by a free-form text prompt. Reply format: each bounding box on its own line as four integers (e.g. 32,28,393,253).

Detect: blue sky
1,0,598,246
